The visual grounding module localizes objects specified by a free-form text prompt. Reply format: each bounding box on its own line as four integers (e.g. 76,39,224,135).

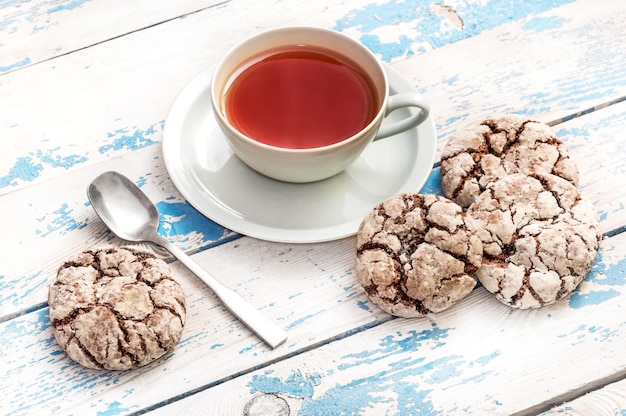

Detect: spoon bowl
87,171,288,349
87,171,160,241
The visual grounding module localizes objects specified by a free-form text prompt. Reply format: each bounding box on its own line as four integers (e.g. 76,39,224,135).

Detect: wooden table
2,0,625,414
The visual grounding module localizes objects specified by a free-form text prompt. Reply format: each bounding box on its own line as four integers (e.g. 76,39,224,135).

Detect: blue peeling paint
357,300,371,311
333,0,576,61
522,16,566,33
419,167,444,196
36,203,89,237
248,326,453,414
48,0,89,14
555,110,626,146
360,33,416,61
285,311,325,330
155,200,227,244
136,175,149,188
2,122,162,188
529,72,626,118
99,123,162,154
557,323,622,346
95,400,138,416
475,350,501,365
569,246,626,309
339,325,450,369
426,356,465,384
0,155,43,187
38,149,88,169
0,0,27,9
0,271,48,309
443,76,458,85
583,247,626,288
443,115,467,128
0,18,14,32
0,56,31,72
0,148,87,188
249,370,322,398
569,289,620,308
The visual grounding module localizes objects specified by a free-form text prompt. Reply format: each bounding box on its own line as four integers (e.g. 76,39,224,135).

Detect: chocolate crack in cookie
466,173,601,309
356,193,483,317
440,114,579,208
49,247,187,370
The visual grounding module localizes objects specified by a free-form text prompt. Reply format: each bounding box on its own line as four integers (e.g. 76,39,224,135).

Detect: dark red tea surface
224,46,378,149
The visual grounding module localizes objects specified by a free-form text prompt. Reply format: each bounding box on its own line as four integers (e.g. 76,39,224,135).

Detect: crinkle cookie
440,114,579,208
355,193,483,317
466,173,601,309
49,247,186,370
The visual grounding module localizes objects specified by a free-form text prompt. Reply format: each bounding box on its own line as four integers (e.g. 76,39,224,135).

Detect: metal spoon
87,171,288,349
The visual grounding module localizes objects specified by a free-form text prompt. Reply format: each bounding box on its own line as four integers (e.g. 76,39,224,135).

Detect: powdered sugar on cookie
49,247,186,370
356,194,482,317
466,173,600,309
441,115,579,208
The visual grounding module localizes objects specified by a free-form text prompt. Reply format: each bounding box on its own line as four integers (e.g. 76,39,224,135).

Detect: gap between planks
125,317,394,416
547,95,626,127
512,369,626,416
0,0,232,76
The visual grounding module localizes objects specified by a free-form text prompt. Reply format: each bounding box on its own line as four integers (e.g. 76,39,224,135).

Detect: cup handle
374,93,430,141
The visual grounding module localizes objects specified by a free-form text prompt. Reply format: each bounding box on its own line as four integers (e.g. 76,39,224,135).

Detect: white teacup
210,26,430,183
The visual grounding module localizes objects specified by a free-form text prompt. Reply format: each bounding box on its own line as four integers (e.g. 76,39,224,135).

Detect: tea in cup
211,26,430,183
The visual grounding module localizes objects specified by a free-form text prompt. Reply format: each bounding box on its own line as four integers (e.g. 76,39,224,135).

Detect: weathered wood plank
2,0,622,193
553,101,626,235
1,1,625,414
3,226,624,416
393,0,626,140
0,2,624,316
0,235,393,416
1,102,624,413
0,0,224,73
144,232,626,416
542,379,626,416
0,149,237,319
2,100,624,321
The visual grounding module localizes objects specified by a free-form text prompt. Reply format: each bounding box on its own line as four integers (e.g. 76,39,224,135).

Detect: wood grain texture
542,378,626,416
0,149,237,319
4,228,624,416
1,107,623,414
0,236,393,415
144,235,626,416
2,0,624,317
0,0,224,73
1,0,625,415
552,102,626,235
2,104,623,320
393,0,626,140
3,0,623,192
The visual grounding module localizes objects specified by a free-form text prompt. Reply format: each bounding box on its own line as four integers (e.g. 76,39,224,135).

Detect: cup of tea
210,26,430,183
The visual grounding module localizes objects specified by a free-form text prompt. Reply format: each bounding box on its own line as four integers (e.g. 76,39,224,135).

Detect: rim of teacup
210,25,389,154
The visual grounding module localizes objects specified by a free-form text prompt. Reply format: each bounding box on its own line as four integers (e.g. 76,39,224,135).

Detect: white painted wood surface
1,0,625,415
148,230,626,414
544,378,626,416
0,0,224,73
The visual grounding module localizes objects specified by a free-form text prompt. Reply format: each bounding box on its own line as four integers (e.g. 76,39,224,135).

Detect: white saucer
162,64,437,243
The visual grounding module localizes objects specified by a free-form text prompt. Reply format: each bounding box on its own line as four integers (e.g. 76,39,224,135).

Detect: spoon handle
153,236,288,349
